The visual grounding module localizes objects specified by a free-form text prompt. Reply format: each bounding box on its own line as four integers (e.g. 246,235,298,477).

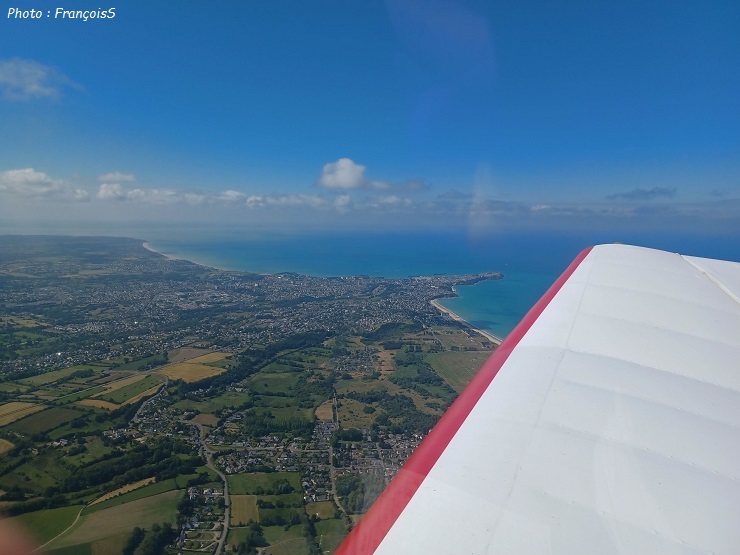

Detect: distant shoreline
142,241,178,261
141,241,213,270
431,298,503,346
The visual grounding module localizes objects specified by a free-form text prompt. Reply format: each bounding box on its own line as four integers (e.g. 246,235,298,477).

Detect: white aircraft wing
336,244,740,555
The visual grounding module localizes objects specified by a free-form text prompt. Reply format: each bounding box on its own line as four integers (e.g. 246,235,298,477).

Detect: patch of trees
235,522,268,555
134,522,176,555
241,410,313,438
336,473,385,514
345,391,439,434
123,526,145,555
259,509,302,527
336,428,363,442
2,493,67,516
61,439,202,493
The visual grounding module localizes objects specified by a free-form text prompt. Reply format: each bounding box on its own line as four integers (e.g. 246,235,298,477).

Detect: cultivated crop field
0,402,47,426
51,490,180,549
426,351,490,392
229,495,259,526
156,362,227,382
97,375,162,404
89,477,156,505
8,407,84,434
0,438,15,455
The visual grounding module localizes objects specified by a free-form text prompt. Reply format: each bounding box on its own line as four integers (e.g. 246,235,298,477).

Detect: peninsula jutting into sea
0,235,502,553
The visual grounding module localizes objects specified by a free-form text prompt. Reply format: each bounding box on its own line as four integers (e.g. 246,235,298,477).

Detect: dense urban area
0,235,499,554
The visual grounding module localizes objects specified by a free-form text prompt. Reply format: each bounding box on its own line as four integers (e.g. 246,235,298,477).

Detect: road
187,420,231,555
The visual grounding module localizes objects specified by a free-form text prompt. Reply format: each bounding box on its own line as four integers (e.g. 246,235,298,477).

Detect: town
0,236,498,554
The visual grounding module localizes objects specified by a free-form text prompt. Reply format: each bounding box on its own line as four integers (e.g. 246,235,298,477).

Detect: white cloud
97,184,183,204
0,168,62,197
98,172,135,183
0,58,79,101
317,158,429,193
318,158,368,190
245,194,329,209
97,183,126,200
219,190,246,202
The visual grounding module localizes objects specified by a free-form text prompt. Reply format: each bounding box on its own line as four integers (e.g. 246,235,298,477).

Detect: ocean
145,230,740,339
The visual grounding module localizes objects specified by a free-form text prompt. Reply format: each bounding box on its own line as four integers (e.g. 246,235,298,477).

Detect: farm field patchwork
7,407,84,434
97,375,162,404
51,490,180,548
0,402,47,426
156,361,227,383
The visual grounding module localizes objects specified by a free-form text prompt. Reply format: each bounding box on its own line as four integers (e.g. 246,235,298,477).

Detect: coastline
142,241,213,270
142,239,503,346
430,298,503,346
142,241,178,261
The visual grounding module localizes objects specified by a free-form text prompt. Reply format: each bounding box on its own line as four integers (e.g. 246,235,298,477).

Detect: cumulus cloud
317,158,429,193
0,168,93,202
97,183,126,200
98,172,135,183
0,58,79,101
607,186,677,201
0,168,62,197
318,158,368,190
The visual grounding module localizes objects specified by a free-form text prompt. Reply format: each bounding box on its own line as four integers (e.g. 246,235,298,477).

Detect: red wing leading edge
337,244,740,555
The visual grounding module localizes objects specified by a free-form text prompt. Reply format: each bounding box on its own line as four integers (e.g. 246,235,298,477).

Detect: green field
52,490,180,549
62,437,114,467
425,351,490,392
316,519,347,553
262,524,310,555
82,470,206,514
98,375,162,404
20,366,97,387
230,494,259,526
0,382,30,393
8,407,85,434
0,451,71,492
247,373,301,395
306,500,337,519
8,504,83,546
226,472,301,495
172,390,250,413
54,385,107,405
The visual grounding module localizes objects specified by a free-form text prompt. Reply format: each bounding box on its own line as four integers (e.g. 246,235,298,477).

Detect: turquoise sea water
145,230,740,339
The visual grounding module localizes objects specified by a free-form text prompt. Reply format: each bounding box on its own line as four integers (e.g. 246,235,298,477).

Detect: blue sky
1,0,738,238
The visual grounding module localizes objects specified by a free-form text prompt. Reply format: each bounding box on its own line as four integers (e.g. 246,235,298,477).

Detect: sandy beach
142,241,178,261
431,298,503,346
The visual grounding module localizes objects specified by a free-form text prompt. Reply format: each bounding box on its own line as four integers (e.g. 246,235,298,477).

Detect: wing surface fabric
337,244,740,554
